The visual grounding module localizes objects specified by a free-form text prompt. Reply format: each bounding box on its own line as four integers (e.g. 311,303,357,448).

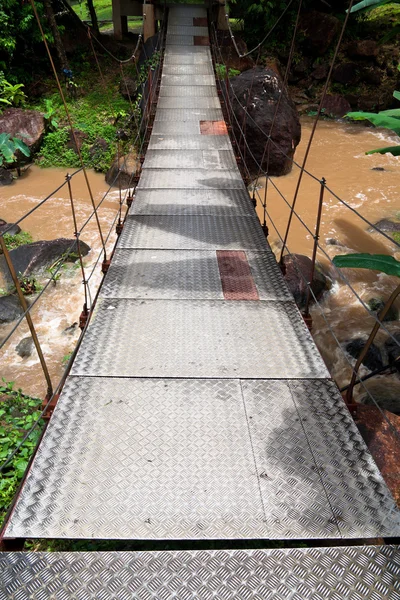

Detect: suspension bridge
1,2,400,598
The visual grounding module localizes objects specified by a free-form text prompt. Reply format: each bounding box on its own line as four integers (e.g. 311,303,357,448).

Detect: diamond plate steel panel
164,45,209,55
166,34,194,46
158,96,221,108
70,299,329,379
5,377,267,540
168,25,209,36
162,74,215,86
142,150,237,170
162,63,214,75
137,168,244,190
163,52,211,64
246,250,294,301
100,249,223,299
155,108,223,121
2,547,400,600
159,85,217,97
241,380,400,539
288,379,400,538
117,215,267,250
151,120,200,135
148,134,230,150
129,189,255,216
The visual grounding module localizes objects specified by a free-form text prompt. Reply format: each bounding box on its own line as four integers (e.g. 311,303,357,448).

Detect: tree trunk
86,0,99,35
42,0,69,71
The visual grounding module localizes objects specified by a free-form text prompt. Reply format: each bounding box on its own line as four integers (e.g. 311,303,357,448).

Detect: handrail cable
259,194,400,445
29,0,107,260
224,0,295,58
280,0,355,263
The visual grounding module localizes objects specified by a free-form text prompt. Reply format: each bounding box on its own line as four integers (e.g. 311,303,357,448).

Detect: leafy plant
349,0,400,14
3,231,33,251
0,71,26,108
0,379,43,525
215,63,240,79
43,98,58,131
346,73,400,156
0,133,30,166
18,275,42,295
333,253,400,277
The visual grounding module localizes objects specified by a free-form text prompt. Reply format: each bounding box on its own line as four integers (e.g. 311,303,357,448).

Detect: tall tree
42,0,69,70
86,0,99,35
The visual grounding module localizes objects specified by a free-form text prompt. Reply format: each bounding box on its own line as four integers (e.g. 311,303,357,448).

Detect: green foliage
3,231,33,251
43,98,58,131
0,379,43,525
229,0,292,48
0,133,30,167
366,145,400,155
333,253,400,277
349,0,400,14
0,71,26,109
215,64,240,79
36,89,130,172
393,232,400,243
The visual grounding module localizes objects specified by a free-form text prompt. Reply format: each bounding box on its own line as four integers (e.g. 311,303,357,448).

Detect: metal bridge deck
4,2,400,546
2,546,400,599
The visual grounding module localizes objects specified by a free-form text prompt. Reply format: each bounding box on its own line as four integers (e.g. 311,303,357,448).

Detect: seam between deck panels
287,383,343,539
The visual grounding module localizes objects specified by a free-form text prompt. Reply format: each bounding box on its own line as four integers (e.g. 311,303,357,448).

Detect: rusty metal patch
194,36,210,46
200,120,228,135
193,17,208,27
217,250,259,300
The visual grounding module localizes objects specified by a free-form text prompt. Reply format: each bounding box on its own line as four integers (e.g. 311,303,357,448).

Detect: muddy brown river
1,119,399,400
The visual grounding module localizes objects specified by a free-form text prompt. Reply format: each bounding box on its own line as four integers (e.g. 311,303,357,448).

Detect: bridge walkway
1,4,400,598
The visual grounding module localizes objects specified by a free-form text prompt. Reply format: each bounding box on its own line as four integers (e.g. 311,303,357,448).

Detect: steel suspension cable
29,0,107,260
280,0,356,263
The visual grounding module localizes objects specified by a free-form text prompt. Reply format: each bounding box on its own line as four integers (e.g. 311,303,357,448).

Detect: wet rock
229,67,301,177
345,338,384,371
357,93,381,112
360,380,400,415
0,239,90,285
105,152,141,189
361,67,382,86
385,333,400,364
371,167,385,171
214,31,254,73
326,238,343,246
0,219,21,236
89,138,110,164
347,40,378,60
321,94,351,118
66,129,89,153
369,218,400,233
367,297,398,322
281,254,329,309
0,108,45,155
119,76,138,100
63,322,78,335
311,63,328,81
0,294,27,324
345,93,359,108
332,63,359,86
15,336,34,358
0,168,14,186
300,11,340,56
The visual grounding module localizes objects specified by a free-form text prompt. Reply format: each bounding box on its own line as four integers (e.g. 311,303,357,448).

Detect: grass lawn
70,0,143,31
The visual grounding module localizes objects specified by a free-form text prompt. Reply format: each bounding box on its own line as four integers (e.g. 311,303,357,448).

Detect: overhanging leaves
333,253,400,277
346,111,400,134
365,145,400,155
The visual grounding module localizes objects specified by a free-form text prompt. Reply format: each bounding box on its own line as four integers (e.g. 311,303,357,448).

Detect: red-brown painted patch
217,250,260,300
200,120,228,135
194,35,210,46
193,17,208,26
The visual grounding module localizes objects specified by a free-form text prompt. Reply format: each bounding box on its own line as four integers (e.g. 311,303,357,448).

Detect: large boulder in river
0,239,90,285
0,108,45,155
229,67,301,177
281,253,329,309
0,294,26,324
105,152,141,189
